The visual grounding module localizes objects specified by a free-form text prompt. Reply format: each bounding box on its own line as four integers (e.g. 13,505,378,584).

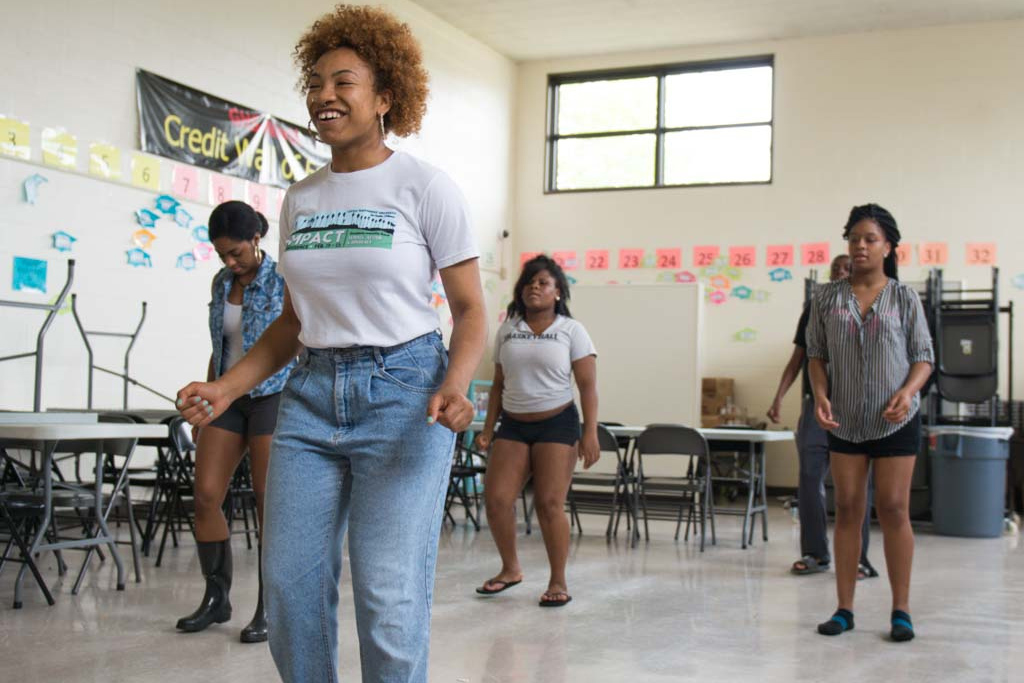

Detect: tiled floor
2,508,1022,682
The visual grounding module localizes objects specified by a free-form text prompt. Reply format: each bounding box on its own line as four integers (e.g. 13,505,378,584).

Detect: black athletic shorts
828,413,921,458
494,403,580,447
207,393,281,437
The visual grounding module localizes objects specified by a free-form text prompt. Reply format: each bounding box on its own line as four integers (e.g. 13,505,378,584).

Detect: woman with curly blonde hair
175,5,486,681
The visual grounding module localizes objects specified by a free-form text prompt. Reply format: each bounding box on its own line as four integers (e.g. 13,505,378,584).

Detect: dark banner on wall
136,69,329,188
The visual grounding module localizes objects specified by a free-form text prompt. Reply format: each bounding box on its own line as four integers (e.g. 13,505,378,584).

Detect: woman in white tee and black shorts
474,255,600,607
176,7,486,682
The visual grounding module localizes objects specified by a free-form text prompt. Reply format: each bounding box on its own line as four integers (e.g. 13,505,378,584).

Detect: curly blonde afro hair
294,5,430,138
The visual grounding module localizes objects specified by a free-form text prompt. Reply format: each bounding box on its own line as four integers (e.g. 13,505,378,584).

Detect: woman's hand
427,382,475,433
578,430,601,470
176,381,233,428
882,390,913,424
766,398,782,424
474,430,493,451
814,397,840,430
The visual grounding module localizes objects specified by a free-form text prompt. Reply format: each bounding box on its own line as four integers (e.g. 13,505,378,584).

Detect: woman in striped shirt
806,204,934,642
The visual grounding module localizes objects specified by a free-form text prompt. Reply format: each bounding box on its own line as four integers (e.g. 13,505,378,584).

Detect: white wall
513,20,1024,486
0,0,516,411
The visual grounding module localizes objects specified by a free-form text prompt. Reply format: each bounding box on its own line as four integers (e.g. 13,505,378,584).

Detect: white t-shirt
495,315,596,413
221,302,244,373
278,152,479,348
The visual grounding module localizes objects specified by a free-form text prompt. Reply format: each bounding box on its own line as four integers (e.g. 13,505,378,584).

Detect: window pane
555,134,655,190
557,77,657,135
663,125,771,185
664,66,772,128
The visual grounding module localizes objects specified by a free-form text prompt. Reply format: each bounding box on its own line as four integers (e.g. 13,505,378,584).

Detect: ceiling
411,0,1024,61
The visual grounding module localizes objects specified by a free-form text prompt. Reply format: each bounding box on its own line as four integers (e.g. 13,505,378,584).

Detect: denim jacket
208,253,294,397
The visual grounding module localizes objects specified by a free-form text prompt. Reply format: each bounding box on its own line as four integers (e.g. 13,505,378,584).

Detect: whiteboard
569,283,704,427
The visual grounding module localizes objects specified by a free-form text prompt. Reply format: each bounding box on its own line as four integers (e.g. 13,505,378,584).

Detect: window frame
545,55,775,193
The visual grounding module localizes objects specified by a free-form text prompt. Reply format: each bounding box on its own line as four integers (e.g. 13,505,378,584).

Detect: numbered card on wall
766,245,794,267
41,128,77,170
519,251,540,266
918,242,948,265
729,246,756,268
655,248,681,269
89,142,122,179
966,242,997,266
130,153,161,190
618,248,644,269
246,182,268,214
584,249,609,270
552,251,578,270
801,242,830,266
209,173,234,205
895,243,913,266
171,165,200,201
0,115,31,160
692,246,720,268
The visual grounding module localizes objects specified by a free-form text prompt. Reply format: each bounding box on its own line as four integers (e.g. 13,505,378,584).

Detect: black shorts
494,404,580,447
207,393,281,437
828,413,921,458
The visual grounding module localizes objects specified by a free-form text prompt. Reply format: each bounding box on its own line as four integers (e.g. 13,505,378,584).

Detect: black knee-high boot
176,539,232,632
239,544,267,643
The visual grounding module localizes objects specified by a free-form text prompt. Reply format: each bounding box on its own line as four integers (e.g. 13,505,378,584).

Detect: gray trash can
928,426,1014,538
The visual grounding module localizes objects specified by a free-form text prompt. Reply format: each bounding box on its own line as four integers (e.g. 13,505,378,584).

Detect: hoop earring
307,119,321,142
379,113,386,138
255,245,263,264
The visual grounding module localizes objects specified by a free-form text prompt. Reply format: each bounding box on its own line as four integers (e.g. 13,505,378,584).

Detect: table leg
759,445,769,542
741,443,755,550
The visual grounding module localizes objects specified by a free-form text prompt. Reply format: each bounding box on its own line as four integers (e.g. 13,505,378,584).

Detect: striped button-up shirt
806,278,934,443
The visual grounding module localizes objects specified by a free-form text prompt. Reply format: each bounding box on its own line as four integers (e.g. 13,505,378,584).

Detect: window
546,56,773,192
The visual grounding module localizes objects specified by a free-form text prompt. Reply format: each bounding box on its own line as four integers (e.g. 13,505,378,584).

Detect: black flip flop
476,579,522,595
539,591,572,607
791,556,829,575
857,560,879,581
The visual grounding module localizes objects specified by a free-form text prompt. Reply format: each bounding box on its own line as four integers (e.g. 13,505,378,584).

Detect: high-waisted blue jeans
263,332,456,682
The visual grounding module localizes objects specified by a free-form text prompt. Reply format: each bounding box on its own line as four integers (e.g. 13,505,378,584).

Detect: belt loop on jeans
372,347,384,365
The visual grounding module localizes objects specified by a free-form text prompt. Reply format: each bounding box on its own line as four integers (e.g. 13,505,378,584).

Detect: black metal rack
925,267,1014,427
0,259,75,411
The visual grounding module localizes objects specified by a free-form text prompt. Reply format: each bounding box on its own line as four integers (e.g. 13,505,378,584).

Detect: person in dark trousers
768,254,878,580
807,204,933,642
175,201,292,643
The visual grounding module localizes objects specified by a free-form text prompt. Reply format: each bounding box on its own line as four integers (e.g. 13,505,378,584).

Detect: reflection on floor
2,508,1022,682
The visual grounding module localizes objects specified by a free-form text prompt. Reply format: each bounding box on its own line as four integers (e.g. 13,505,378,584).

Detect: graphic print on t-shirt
286,209,397,251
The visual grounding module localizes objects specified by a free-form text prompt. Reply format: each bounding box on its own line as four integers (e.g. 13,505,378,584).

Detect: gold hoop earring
379,113,385,138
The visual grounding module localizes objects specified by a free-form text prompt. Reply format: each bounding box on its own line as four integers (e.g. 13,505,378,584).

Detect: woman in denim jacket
175,200,294,643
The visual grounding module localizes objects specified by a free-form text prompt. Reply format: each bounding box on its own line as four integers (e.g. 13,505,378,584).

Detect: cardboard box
702,377,734,398
701,414,726,428
701,394,730,416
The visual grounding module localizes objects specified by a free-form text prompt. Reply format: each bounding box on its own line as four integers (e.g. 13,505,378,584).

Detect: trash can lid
925,426,1015,440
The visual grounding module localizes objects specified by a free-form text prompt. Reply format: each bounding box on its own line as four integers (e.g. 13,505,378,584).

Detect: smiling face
213,236,260,279
519,269,560,314
846,219,890,275
305,47,391,152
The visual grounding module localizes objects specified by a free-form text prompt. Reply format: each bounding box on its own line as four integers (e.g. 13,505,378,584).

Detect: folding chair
566,424,637,540
634,424,716,551
445,443,487,530
0,493,56,608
